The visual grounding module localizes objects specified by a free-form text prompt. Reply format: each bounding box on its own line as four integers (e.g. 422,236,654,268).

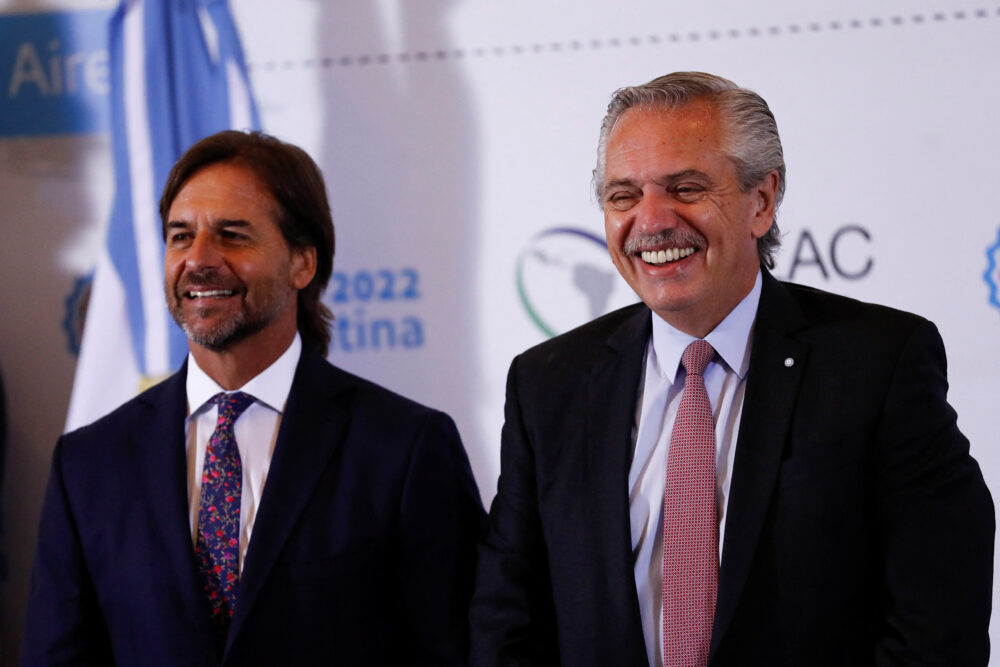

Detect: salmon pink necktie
195,391,254,646
662,339,717,666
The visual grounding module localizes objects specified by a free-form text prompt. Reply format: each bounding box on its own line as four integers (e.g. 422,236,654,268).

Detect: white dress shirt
629,271,762,667
185,333,302,571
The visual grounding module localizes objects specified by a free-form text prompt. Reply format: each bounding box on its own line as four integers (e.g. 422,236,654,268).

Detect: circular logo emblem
516,227,637,338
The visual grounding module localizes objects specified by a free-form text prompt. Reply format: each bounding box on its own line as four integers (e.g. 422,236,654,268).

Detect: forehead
604,101,729,177
168,161,278,222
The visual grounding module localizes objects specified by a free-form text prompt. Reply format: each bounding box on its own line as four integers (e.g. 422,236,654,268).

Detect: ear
750,169,780,239
290,246,317,290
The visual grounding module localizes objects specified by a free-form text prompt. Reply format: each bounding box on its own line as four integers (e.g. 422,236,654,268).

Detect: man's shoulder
509,302,649,381
521,302,648,357
295,350,456,427
69,368,181,433
773,278,930,336
56,368,186,466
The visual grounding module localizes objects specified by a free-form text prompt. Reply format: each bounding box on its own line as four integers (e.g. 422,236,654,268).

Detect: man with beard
470,72,993,666
25,131,484,666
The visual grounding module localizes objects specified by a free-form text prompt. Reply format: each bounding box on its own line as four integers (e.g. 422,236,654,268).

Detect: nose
633,187,679,235
185,230,222,270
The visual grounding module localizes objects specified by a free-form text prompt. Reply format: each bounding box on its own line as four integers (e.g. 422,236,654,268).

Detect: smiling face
164,161,315,356
601,101,778,337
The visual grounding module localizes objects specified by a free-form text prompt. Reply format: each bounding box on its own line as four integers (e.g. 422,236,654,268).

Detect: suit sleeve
23,437,114,666
469,356,560,666
397,409,486,666
873,320,994,665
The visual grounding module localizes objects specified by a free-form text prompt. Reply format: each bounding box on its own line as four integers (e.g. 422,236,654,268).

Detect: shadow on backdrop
316,1,484,479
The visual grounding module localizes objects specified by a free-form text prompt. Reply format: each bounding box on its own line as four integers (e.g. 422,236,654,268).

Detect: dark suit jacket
25,347,485,666
470,271,994,666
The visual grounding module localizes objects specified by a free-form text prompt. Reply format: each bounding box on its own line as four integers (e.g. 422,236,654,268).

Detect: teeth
640,247,695,265
188,290,234,298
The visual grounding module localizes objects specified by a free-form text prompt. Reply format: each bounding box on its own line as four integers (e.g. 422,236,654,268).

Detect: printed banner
0,10,111,136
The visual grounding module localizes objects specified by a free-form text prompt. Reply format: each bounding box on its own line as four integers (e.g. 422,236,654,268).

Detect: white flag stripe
64,250,141,430
197,5,221,63
227,59,254,131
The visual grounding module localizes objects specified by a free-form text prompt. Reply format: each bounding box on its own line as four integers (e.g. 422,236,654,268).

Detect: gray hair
593,72,785,268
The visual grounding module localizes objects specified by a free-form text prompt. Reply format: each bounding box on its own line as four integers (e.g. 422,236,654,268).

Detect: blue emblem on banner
0,10,111,136
63,273,92,356
986,227,1000,314
515,227,639,338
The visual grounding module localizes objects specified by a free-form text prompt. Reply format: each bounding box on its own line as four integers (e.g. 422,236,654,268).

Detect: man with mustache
470,72,993,666
25,130,485,666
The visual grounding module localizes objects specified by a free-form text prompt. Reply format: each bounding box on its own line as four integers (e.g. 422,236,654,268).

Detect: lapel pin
783,357,795,367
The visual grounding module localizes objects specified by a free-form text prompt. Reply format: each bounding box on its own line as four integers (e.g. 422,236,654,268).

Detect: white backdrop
1,0,998,662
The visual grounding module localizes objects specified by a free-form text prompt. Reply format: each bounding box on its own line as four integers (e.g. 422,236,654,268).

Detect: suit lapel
710,272,809,657
226,349,351,650
135,363,219,651
586,306,653,655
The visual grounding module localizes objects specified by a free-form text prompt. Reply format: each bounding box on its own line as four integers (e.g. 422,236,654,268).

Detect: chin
180,317,242,350
637,284,697,310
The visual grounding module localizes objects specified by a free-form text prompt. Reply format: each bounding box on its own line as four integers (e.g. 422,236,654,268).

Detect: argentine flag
65,0,259,431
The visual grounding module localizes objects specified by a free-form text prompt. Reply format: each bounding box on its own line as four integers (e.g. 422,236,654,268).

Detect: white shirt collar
650,269,762,384
185,333,303,418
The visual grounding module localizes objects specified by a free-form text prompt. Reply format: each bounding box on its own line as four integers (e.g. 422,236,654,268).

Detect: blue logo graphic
326,267,425,353
985,227,1000,315
516,227,636,338
0,10,112,136
63,273,92,356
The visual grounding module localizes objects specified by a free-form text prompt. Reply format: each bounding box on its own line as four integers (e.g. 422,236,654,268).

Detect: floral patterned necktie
662,340,717,666
195,391,255,646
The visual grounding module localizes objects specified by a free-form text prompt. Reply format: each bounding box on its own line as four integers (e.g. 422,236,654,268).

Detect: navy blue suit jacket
25,347,485,666
470,271,994,666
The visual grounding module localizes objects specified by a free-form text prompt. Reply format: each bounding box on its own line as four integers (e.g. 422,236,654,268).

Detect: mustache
622,229,706,255
175,269,242,294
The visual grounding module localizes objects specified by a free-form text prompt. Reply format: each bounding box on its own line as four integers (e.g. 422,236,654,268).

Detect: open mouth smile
185,289,237,299
640,247,696,265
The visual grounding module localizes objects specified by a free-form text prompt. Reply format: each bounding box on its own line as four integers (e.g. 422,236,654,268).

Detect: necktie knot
681,339,715,378
211,391,255,426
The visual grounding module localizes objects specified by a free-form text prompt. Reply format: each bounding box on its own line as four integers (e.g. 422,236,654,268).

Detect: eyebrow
215,219,251,229
164,218,252,229
663,169,713,183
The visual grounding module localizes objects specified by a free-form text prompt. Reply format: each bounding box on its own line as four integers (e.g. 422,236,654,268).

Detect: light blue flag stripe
106,9,144,371
106,0,259,377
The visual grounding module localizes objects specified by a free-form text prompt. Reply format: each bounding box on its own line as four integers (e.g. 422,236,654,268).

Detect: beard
167,269,295,351
177,305,257,351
